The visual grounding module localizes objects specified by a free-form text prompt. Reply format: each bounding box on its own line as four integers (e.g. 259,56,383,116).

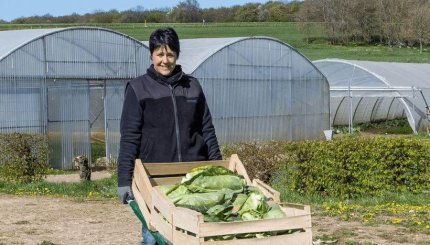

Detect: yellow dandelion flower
392,218,402,224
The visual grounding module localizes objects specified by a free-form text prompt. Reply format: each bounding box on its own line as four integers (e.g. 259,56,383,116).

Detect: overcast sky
0,0,277,22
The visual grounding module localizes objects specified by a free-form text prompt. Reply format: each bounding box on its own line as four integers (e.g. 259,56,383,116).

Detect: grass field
1,22,429,63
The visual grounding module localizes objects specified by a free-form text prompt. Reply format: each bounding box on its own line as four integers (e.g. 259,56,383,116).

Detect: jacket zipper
169,84,182,162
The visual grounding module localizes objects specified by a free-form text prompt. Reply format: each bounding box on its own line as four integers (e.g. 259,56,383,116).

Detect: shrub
273,136,430,198
0,133,49,183
222,141,287,183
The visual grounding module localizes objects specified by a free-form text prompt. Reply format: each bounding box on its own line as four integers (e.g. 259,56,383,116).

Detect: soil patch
1,194,429,245
44,171,112,183
0,194,141,245
313,214,430,244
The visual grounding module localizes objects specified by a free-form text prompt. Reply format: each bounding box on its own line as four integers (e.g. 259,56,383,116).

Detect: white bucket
323,130,333,140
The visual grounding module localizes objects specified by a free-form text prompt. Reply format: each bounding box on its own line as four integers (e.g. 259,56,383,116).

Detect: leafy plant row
223,136,430,198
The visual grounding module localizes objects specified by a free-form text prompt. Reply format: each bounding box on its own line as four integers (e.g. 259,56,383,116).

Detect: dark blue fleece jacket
117,65,222,187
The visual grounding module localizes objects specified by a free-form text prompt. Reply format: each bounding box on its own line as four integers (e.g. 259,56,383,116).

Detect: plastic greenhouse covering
0,27,151,168
0,27,330,169
314,59,430,133
177,37,330,143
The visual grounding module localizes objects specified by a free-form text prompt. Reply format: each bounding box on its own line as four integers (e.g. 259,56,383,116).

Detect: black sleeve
200,92,222,160
117,83,143,187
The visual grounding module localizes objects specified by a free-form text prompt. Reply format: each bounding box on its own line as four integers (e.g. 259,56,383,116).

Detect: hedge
223,136,430,198
0,133,49,183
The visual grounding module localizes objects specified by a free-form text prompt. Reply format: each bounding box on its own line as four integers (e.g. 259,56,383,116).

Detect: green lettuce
238,193,269,221
187,175,246,193
173,191,226,213
159,165,286,224
263,204,286,219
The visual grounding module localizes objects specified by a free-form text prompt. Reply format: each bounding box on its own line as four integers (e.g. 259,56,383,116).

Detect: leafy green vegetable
187,175,246,193
160,165,286,223
166,185,190,199
238,193,269,220
181,165,236,184
232,193,248,208
263,204,286,219
173,191,226,213
159,184,176,194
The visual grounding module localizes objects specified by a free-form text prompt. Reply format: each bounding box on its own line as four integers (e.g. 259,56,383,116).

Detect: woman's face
151,45,177,76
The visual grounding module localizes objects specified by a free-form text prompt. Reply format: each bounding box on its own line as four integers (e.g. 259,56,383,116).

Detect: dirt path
0,194,141,245
44,171,112,183
1,194,429,245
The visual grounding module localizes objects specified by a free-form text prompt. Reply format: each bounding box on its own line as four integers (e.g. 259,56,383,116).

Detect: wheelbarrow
128,199,166,245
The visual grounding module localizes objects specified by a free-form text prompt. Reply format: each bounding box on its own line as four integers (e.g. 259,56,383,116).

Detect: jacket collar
147,64,184,86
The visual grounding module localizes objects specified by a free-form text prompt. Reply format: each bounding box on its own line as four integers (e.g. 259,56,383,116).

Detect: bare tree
350,0,378,43
405,0,430,52
375,0,412,46
168,0,202,23
202,7,236,22
297,0,324,44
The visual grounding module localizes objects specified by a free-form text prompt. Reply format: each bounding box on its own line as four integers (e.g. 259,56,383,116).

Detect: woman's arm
117,84,143,188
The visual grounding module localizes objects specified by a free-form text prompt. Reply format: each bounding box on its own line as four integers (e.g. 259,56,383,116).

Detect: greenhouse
314,59,430,133
0,27,330,169
0,27,151,168
177,37,330,143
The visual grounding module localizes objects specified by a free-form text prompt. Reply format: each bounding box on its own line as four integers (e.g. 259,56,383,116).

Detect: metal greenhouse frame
0,27,151,169
314,59,430,133
178,37,331,143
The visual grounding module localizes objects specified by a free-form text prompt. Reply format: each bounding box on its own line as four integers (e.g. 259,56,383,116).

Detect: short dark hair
149,27,180,58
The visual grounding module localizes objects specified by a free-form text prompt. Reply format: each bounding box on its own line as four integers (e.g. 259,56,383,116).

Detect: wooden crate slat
227,155,237,171
144,160,229,176
198,214,311,237
201,230,312,245
151,187,175,223
133,159,153,210
151,209,174,242
280,203,311,216
252,179,281,202
131,180,152,226
172,228,202,245
229,154,252,185
150,176,183,186
172,206,204,234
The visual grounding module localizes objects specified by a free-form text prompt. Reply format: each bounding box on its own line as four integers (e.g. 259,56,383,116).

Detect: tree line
3,1,300,24
298,0,430,52
2,0,429,51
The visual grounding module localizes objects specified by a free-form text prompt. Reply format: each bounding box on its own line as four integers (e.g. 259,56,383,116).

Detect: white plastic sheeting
178,37,330,143
0,27,151,168
314,59,430,133
0,27,330,168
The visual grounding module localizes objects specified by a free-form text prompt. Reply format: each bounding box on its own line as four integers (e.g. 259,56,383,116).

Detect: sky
0,0,276,22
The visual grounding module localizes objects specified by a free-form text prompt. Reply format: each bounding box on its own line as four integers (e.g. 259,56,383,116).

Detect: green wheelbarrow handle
128,200,166,245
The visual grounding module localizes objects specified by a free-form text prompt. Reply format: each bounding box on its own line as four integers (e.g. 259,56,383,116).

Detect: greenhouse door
104,80,126,163
47,80,91,169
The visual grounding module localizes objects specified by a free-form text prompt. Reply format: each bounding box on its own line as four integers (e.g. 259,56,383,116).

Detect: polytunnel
314,59,430,133
0,27,151,169
177,37,330,143
0,27,330,169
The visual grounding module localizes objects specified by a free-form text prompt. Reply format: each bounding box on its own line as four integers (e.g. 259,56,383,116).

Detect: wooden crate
132,154,312,245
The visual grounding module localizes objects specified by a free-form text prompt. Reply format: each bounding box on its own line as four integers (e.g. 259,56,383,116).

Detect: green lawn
1,22,429,63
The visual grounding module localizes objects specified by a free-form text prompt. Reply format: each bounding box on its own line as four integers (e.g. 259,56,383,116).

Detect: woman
117,27,222,244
